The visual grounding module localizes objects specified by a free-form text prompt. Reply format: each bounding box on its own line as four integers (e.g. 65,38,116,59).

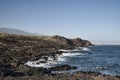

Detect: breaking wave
25,47,90,68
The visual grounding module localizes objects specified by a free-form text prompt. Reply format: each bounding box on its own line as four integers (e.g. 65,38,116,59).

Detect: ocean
25,45,120,76
59,45,120,76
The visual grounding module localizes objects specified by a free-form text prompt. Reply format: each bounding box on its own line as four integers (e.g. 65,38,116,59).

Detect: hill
0,27,39,36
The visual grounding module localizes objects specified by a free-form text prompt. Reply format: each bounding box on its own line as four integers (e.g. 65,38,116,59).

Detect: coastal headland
0,33,119,80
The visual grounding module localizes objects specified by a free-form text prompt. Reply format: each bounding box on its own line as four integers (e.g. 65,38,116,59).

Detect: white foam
81,47,90,51
59,47,91,52
56,52,88,63
59,49,81,53
101,71,114,76
39,58,46,61
25,61,47,68
25,56,59,68
62,52,88,57
48,57,54,61
62,52,81,57
57,56,66,62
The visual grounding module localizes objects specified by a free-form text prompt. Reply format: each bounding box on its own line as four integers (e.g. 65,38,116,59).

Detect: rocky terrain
0,33,120,80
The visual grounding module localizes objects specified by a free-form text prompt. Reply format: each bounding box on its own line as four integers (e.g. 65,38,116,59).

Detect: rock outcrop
49,64,78,71
71,38,92,47
0,33,92,78
51,35,92,49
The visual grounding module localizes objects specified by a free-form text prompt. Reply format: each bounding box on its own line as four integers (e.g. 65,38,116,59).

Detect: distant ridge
0,27,40,36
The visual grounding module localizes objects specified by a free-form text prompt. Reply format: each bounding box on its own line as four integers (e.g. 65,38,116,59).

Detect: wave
59,47,91,53
61,52,87,57
25,48,90,68
25,57,58,68
80,47,91,51
57,56,66,62
59,49,82,53
25,61,50,68
56,52,88,63
25,52,87,68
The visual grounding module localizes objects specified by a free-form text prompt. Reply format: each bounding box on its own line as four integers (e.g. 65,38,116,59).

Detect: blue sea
26,45,120,76
60,45,120,76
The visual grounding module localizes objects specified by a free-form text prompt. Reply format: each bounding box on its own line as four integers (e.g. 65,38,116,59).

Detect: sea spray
25,48,90,68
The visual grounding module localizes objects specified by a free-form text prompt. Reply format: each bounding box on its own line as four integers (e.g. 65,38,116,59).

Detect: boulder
49,64,78,71
26,67,51,76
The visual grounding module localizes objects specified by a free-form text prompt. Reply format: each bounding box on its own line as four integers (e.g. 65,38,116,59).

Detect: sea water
25,45,120,76
62,45,120,76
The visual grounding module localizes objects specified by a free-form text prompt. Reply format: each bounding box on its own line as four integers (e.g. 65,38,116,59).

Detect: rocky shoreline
0,33,120,80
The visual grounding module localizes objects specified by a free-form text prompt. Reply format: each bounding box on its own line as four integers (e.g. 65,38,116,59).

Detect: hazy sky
0,0,120,44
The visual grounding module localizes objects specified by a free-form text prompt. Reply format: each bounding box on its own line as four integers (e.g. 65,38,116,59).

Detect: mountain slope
0,27,39,36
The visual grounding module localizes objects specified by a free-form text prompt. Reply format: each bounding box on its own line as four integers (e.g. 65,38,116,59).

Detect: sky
0,0,120,45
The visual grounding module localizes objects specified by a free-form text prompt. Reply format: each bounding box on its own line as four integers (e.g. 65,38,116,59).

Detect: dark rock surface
71,38,92,47
51,35,92,49
49,64,78,71
0,63,24,77
25,67,51,76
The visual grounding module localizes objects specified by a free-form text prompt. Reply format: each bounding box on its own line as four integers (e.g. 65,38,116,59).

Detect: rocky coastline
0,33,120,80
